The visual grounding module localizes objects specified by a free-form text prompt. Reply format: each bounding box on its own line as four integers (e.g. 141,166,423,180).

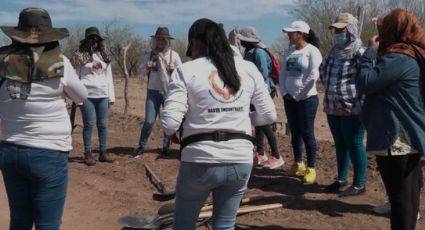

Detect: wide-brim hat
329,12,358,29
151,27,174,39
84,26,105,40
0,7,69,44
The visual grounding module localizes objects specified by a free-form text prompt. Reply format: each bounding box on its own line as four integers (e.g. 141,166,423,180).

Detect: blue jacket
244,48,275,94
356,48,425,155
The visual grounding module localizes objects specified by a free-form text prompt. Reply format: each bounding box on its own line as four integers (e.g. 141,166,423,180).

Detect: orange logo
208,70,234,100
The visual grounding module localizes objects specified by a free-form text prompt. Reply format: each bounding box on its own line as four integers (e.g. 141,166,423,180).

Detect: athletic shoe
339,185,366,197
284,162,306,176
303,168,316,184
324,180,348,193
372,202,391,214
254,152,269,165
263,156,285,169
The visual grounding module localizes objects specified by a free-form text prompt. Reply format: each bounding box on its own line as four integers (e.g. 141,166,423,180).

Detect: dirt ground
0,77,424,230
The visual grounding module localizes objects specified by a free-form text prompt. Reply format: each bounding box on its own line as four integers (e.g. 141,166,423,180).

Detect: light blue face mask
334,33,348,45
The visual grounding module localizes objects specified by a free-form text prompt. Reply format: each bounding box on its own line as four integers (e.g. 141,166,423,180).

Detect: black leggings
376,154,422,230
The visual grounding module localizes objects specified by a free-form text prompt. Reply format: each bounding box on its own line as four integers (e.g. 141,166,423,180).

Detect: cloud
2,0,297,25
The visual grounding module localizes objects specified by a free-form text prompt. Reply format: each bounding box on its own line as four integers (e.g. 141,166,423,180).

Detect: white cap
282,21,310,34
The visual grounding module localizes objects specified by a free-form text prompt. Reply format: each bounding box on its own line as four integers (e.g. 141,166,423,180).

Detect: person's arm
250,66,277,126
356,48,403,95
62,57,88,104
160,67,188,136
253,49,270,82
279,50,288,97
140,52,151,77
294,47,322,101
106,63,115,103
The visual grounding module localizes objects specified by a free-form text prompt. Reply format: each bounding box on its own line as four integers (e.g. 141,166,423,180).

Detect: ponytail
304,29,320,49
189,19,240,92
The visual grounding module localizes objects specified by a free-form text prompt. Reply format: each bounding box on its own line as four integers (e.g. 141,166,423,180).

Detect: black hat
0,7,69,44
85,26,105,40
151,27,174,39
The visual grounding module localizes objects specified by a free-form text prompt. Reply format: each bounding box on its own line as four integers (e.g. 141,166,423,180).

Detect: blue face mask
334,33,348,45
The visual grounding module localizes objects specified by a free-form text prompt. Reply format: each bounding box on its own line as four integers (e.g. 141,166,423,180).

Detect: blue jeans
0,142,68,230
138,89,170,149
81,97,109,153
173,162,252,230
327,115,367,188
284,95,318,168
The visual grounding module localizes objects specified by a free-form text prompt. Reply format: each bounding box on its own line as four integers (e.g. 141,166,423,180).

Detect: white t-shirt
161,57,277,163
279,44,322,101
77,52,115,102
141,49,182,92
0,57,88,151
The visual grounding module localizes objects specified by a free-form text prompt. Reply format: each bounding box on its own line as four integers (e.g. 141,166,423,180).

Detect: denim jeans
327,115,367,188
173,162,252,230
0,142,68,230
284,95,318,168
255,125,279,157
138,89,170,149
81,97,109,153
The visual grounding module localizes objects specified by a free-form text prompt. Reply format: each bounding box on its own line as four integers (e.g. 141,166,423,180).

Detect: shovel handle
198,203,283,219
144,163,166,193
200,195,265,212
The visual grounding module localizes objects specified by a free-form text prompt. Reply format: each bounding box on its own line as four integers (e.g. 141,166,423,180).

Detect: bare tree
60,25,86,59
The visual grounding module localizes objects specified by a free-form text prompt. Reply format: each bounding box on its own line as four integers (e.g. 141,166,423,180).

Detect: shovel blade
118,215,157,229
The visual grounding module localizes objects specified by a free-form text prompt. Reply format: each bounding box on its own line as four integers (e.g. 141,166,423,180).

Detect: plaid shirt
319,48,365,115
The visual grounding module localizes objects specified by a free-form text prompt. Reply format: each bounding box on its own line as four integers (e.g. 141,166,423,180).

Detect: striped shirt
319,48,365,115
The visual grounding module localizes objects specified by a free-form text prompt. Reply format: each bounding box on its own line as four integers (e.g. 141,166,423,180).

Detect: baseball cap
283,21,310,34
329,12,358,29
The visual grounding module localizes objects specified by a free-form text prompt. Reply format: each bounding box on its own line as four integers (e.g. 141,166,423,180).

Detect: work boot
84,152,96,166
99,151,115,163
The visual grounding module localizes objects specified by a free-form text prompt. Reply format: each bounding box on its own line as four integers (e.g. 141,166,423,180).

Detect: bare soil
0,77,424,230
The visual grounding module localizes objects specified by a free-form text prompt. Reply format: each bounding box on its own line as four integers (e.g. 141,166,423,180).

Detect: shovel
118,202,283,229
157,194,265,215
144,163,176,200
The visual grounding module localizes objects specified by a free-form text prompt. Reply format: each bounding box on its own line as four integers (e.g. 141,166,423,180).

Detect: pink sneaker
264,156,285,169
254,153,268,165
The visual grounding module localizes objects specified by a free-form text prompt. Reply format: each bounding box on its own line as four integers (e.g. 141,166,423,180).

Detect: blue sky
0,0,298,45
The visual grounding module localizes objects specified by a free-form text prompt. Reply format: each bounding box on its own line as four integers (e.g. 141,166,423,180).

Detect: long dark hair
303,30,320,49
79,35,111,64
188,18,240,92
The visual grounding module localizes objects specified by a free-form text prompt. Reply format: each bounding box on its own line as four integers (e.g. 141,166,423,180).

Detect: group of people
0,6,423,230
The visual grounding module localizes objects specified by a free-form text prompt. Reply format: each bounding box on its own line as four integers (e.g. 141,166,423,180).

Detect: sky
0,0,298,45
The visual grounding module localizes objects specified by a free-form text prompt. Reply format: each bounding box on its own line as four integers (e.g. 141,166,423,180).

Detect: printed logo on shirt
6,80,30,100
91,61,105,75
286,54,302,77
208,70,243,104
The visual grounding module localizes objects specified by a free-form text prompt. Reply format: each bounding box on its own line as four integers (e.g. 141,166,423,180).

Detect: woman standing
0,8,87,229
134,27,182,156
161,18,276,229
319,13,367,197
238,26,284,169
280,21,322,184
357,9,425,230
72,26,115,166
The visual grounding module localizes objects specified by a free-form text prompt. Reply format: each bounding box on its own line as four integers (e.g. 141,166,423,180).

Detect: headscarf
329,22,363,60
378,9,425,88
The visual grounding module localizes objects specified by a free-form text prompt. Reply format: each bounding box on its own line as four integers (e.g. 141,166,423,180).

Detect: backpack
265,48,281,85
253,48,281,85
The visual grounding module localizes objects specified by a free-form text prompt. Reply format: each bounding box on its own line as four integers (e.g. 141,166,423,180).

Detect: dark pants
284,95,318,168
376,154,422,230
0,142,68,230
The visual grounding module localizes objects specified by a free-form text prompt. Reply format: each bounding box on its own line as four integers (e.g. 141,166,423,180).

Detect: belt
180,131,255,150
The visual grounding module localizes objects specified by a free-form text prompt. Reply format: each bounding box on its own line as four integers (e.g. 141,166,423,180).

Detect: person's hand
170,133,180,144
368,35,380,49
167,63,175,73
109,101,114,108
146,60,153,70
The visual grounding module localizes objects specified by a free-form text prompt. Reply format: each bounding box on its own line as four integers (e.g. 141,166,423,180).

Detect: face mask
334,33,348,45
